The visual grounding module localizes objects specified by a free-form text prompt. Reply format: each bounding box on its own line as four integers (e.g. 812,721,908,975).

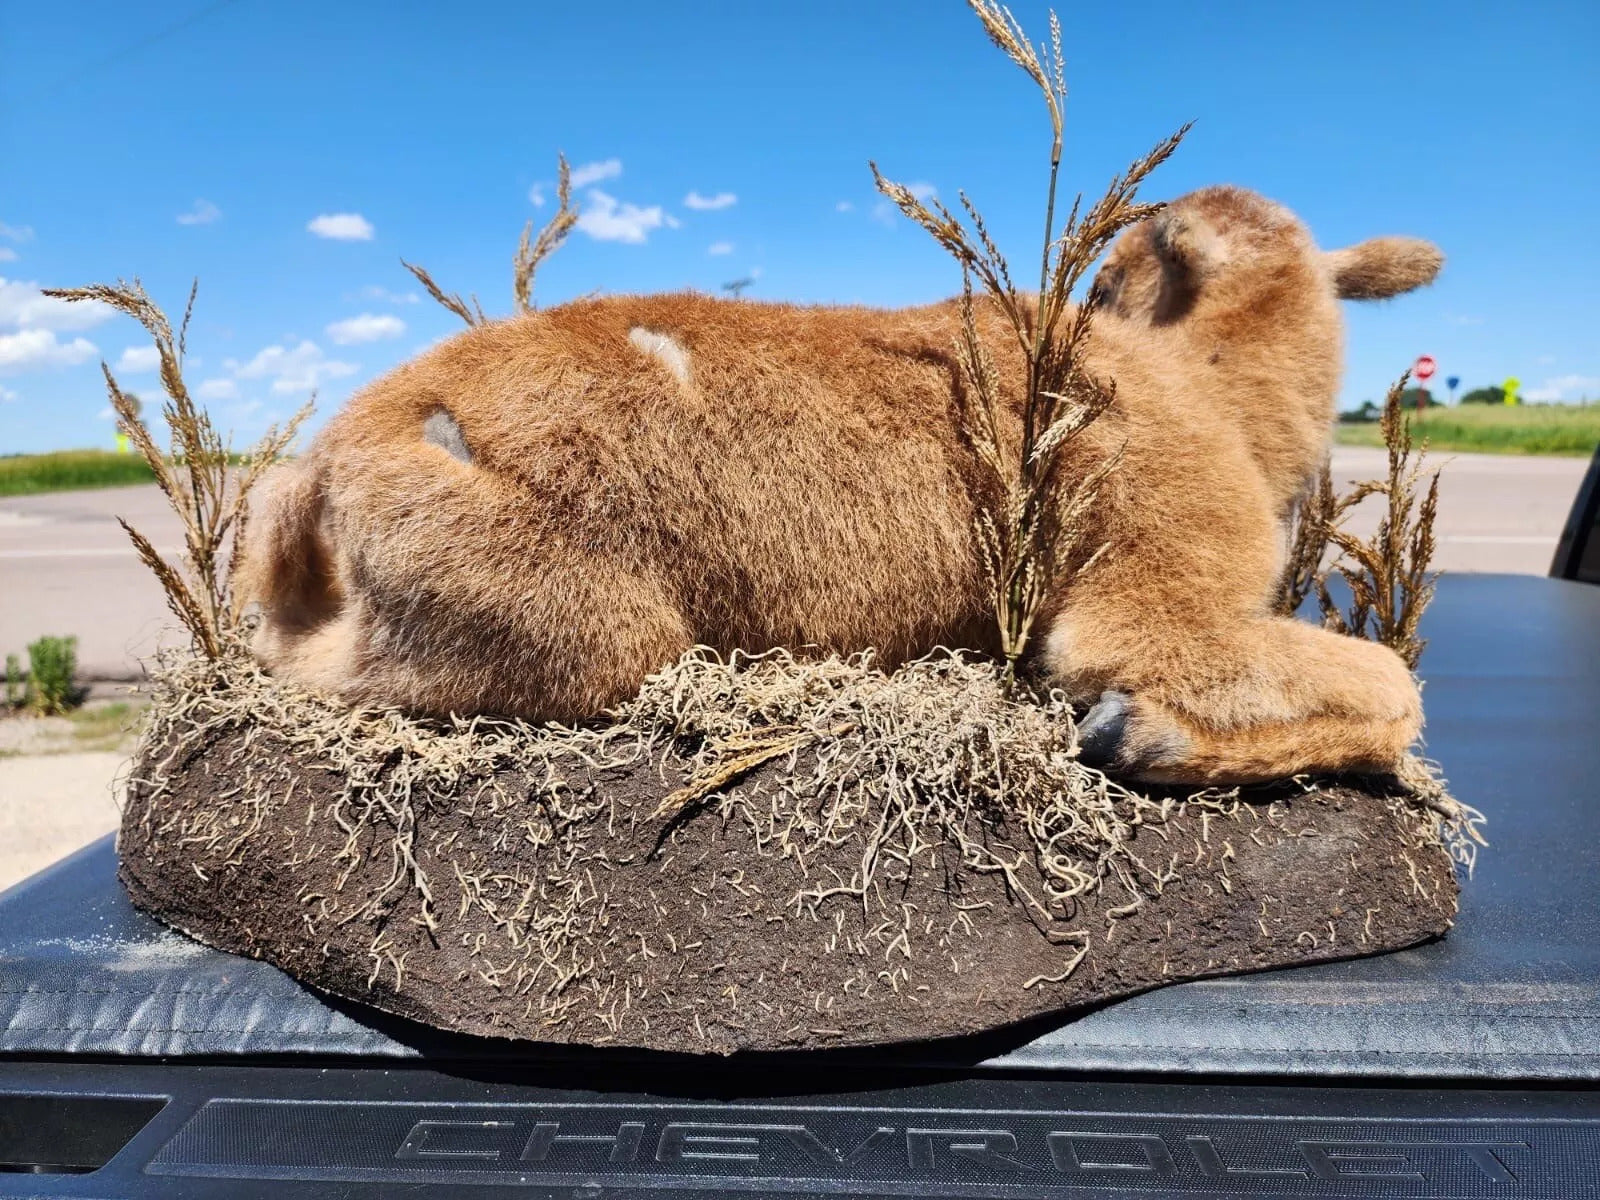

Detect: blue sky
1,0,1595,454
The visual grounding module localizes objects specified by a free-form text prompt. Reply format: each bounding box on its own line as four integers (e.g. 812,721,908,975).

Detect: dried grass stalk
874,0,1187,686
1268,397,1466,858
514,154,578,313
1315,377,1441,670
1276,461,1379,615
40,280,309,659
404,152,578,329
400,260,485,328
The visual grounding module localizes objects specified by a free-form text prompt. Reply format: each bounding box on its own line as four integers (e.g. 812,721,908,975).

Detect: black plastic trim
0,1091,165,1174
0,1060,1597,1198
1551,445,1600,582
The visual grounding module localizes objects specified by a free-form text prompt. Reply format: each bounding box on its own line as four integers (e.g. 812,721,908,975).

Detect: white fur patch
628,327,692,387
422,409,472,464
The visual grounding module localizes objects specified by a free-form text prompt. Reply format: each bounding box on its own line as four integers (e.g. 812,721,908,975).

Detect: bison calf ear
1326,237,1443,300
1152,210,1226,282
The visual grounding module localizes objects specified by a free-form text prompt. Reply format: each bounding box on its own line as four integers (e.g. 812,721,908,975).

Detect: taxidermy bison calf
240,186,1442,784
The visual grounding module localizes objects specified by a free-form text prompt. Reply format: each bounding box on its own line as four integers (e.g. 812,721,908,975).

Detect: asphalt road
0,448,1589,682
0,484,185,681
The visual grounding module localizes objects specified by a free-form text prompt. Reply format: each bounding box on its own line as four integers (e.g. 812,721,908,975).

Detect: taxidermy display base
118,650,1465,1055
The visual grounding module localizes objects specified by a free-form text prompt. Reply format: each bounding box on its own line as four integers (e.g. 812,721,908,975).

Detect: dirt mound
117,650,1470,1054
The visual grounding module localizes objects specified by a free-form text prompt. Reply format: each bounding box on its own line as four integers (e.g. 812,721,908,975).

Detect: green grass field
1335,403,1600,456
0,450,157,497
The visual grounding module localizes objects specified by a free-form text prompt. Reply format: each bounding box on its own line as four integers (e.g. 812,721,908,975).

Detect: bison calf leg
1045,611,1422,784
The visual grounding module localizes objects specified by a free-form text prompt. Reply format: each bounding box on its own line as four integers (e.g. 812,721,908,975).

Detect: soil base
118,720,1458,1055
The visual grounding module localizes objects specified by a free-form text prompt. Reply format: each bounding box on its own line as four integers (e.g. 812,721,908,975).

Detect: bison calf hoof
1076,690,1131,768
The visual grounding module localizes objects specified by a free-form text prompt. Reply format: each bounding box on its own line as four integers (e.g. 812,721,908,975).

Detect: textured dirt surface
119,724,1459,1055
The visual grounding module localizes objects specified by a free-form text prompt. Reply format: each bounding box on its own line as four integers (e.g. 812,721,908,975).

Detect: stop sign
1414,355,1437,382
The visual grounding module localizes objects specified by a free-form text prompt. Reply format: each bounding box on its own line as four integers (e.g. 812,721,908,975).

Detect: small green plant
4,653,21,708
25,635,78,715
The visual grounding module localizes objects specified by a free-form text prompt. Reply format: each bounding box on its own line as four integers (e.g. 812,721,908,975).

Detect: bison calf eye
1086,271,1118,311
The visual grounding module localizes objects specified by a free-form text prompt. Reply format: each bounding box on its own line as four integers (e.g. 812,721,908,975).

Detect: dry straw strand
514,153,579,313
874,0,1187,687
41,279,309,658
404,152,578,328
1313,376,1441,670
1276,460,1382,616
400,260,485,328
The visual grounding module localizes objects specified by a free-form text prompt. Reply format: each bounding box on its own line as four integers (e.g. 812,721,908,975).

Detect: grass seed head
405,151,577,329
1314,375,1442,670
873,4,1187,687
39,279,309,659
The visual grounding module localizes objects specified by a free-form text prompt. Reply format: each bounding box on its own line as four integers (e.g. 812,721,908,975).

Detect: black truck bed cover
3,573,1598,1196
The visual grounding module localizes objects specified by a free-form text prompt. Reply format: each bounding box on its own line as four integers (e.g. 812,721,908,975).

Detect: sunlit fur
238,186,1442,784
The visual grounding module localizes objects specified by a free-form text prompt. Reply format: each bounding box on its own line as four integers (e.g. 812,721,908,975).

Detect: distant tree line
1342,384,1511,422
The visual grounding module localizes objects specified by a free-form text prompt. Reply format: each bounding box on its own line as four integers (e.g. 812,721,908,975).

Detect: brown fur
238,186,1442,784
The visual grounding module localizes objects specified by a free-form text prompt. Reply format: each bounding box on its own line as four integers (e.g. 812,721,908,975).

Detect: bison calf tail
235,456,342,655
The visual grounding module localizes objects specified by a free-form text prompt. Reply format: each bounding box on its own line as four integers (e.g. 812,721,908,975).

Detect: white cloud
326,313,405,345
357,284,419,305
0,384,17,402
0,222,33,243
176,198,222,226
0,278,111,377
835,200,854,213
528,182,547,207
116,345,161,372
1523,374,1600,403
576,190,672,245
684,190,736,211
569,158,622,188
197,377,239,400
229,340,357,394
0,248,15,263
707,241,734,256
0,277,115,332
307,212,375,241
907,181,937,200
0,328,98,373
